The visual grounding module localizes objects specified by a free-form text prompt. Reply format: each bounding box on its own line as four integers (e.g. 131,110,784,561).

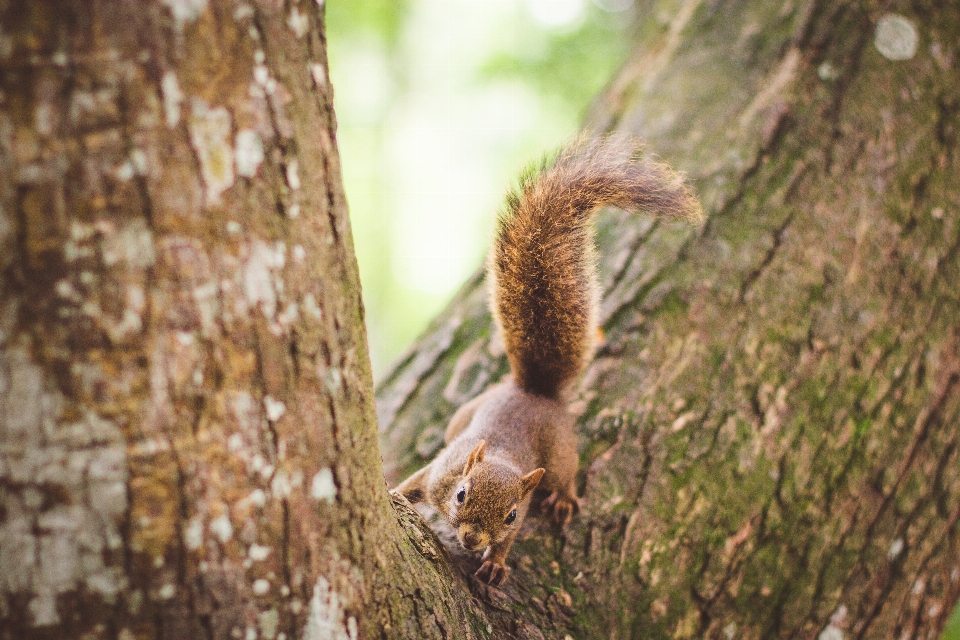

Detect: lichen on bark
1,0,483,638
3,0,959,637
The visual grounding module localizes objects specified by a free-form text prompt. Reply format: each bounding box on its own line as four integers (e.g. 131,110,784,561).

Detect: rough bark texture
377,0,960,638
0,1,483,638
4,0,960,638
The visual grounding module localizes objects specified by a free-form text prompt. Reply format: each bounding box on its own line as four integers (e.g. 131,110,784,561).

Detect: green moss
944,604,960,640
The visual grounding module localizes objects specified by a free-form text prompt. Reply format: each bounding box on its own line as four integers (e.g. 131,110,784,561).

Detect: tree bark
4,0,960,638
0,1,482,638
377,0,960,638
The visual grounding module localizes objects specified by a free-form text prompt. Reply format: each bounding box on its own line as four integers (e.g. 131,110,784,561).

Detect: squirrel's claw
543,491,580,527
475,560,510,586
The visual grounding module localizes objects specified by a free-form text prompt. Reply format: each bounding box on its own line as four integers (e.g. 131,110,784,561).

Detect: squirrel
394,137,702,586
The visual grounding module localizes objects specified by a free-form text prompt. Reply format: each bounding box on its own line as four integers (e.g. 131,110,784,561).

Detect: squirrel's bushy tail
490,137,702,398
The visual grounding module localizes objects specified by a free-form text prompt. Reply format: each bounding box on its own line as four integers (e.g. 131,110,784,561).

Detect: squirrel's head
449,440,545,552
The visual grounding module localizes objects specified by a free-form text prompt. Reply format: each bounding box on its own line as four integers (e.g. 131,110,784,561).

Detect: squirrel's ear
463,440,486,476
520,468,545,497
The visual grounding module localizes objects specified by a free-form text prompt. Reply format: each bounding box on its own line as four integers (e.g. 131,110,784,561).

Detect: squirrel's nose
462,532,481,549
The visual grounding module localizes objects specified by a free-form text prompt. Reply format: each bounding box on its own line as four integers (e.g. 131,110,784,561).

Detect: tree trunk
0,1,481,638
4,0,959,638
377,0,960,638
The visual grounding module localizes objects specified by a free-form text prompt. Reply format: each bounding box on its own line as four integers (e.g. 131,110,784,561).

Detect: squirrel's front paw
543,491,580,527
474,560,510,586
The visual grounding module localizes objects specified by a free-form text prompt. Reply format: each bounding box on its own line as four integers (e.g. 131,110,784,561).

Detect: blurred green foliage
327,0,636,376
480,12,629,114
326,0,408,46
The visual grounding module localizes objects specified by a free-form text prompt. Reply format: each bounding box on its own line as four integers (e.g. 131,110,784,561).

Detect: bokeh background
327,2,960,636
327,0,636,376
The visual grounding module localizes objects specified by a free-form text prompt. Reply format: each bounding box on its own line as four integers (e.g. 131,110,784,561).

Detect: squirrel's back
489,137,702,398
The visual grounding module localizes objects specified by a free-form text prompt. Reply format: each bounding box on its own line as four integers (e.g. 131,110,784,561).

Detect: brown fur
491,137,702,398
394,137,702,586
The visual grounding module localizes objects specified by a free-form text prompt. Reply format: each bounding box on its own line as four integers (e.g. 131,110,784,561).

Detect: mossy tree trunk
377,0,960,638
4,0,959,638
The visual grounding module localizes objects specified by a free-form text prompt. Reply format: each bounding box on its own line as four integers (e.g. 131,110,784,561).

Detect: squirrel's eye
456,487,466,504
504,509,517,525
